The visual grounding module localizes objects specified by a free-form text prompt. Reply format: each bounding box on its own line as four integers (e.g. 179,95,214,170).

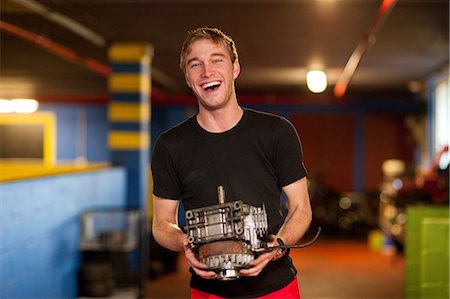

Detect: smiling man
151,27,312,298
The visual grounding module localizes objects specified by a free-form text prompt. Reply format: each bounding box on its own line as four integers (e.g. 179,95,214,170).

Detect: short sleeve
272,118,308,187
151,136,182,200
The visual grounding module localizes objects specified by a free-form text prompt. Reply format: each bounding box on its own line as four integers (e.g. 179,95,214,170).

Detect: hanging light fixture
306,70,327,93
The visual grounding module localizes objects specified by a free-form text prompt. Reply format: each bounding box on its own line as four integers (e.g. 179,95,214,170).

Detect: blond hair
179,27,238,73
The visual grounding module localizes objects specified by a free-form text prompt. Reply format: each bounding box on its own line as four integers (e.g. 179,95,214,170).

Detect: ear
233,59,240,80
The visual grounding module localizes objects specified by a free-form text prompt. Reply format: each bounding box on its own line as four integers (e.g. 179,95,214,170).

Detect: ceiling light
0,99,13,113
306,70,327,93
10,99,39,113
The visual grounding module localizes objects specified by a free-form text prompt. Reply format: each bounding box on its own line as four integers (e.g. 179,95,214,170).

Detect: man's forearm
152,220,186,252
277,177,312,245
276,203,312,245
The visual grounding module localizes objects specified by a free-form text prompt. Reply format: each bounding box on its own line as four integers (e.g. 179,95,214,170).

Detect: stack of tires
78,262,115,297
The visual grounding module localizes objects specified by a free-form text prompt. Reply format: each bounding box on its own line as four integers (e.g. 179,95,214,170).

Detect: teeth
202,81,221,89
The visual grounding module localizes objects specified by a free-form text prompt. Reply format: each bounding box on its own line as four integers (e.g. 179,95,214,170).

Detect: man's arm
151,195,185,252
239,176,312,276
152,195,217,279
276,176,312,245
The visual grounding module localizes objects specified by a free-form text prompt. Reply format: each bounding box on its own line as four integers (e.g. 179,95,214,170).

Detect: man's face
184,39,240,111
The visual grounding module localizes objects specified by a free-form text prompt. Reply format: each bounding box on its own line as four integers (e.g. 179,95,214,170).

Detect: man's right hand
183,237,217,279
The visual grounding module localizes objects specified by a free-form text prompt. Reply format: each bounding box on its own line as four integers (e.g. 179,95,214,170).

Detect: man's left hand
239,234,284,277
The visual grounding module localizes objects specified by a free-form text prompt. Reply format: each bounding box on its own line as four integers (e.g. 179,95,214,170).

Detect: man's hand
239,234,284,277
183,238,217,279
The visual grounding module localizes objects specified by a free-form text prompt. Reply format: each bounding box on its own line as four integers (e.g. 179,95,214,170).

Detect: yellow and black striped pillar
108,42,153,209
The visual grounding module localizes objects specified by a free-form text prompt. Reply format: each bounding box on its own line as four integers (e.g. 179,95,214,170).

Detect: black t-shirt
151,107,307,298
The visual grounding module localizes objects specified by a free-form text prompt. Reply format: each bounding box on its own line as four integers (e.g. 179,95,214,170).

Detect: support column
108,42,153,209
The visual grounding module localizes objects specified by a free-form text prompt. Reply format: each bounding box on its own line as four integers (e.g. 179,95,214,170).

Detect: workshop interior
0,0,448,298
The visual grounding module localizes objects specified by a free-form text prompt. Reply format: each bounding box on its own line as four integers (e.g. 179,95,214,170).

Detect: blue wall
39,104,110,162
150,105,194,153
0,167,127,299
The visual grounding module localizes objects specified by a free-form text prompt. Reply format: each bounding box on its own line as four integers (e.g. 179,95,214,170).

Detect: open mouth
202,81,221,92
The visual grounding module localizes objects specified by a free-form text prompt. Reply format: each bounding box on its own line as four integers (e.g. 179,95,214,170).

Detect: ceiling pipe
333,0,398,98
0,20,184,94
8,0,107,47
6,0,183,93
0,20,111,76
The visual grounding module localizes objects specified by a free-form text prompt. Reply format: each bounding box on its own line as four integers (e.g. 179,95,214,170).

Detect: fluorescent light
306,70,327,93
0,99,13,113
11,99,39,113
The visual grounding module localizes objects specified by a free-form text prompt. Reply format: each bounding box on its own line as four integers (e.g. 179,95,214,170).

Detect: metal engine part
185,186,268,280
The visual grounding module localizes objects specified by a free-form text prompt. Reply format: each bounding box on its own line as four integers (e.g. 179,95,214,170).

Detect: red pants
191,276,300,299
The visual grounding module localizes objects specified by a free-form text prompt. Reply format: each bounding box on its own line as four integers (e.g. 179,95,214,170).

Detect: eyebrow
186,57,200,66
186,53,227,66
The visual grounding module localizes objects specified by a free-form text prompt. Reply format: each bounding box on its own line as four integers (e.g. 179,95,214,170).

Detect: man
151,27,312,298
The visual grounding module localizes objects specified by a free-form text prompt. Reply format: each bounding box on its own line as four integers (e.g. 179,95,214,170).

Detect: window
432,72,449,169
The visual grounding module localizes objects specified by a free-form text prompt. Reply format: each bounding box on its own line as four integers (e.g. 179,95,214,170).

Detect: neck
197,104,243,133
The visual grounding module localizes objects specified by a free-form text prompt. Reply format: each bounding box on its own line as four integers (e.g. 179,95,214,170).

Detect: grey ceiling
0,0,448,101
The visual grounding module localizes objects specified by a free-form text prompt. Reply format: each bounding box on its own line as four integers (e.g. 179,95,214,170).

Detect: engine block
185,186,268,280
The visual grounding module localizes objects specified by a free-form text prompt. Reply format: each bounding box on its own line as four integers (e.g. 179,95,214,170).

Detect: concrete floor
144,237,404,299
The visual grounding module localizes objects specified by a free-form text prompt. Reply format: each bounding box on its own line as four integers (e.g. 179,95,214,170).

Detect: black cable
255,227,322,253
